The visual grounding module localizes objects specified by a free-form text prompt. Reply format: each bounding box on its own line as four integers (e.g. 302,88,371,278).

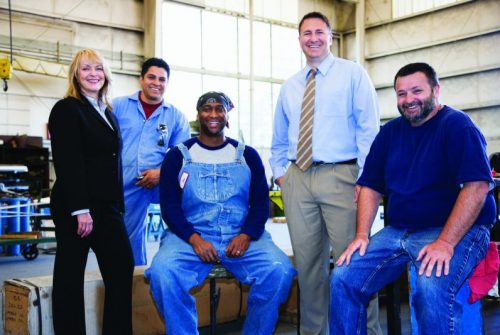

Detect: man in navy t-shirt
329,62,496,335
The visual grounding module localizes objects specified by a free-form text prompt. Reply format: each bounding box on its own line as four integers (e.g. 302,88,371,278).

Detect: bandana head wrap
196,91,234,112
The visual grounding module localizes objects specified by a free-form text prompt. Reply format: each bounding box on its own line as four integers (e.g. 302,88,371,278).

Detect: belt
291,158,357,166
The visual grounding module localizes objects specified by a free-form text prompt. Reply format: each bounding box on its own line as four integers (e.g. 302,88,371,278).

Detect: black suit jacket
49,96,124,214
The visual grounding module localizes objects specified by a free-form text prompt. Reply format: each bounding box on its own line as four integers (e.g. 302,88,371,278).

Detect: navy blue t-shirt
159,137,269,242
358,106,496,229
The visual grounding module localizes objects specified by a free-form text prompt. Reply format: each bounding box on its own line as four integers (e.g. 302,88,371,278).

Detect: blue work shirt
113,92,191,176
270,53,380,179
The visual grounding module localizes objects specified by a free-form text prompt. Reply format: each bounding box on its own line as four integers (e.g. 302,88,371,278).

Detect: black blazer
49,96,124,214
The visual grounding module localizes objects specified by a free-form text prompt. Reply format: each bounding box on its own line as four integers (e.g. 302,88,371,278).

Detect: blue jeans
145,230,296,335
329,224,490,335
408,266,484,335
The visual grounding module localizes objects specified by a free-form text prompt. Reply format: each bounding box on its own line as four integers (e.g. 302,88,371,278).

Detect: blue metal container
1,197,31,255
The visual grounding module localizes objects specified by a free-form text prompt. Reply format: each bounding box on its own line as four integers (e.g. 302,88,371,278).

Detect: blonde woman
49,49,133,335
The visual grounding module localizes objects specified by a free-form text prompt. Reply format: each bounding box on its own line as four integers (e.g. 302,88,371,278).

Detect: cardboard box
280,277,298,324
131,267,247,334
3,272,105,335
2,267,256,335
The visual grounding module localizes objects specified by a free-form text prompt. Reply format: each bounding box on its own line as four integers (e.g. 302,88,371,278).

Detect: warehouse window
162,1,302,148
393,0,459,18
202,11,238,73
205,0,298,24
163,3,201,68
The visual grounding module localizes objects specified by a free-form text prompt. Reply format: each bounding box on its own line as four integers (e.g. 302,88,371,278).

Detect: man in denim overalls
146,92,296,335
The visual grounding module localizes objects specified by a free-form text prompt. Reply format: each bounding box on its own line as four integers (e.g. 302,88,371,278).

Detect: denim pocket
194,166,235,202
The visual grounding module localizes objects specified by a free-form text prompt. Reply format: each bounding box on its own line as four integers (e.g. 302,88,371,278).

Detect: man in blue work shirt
113,58,190,265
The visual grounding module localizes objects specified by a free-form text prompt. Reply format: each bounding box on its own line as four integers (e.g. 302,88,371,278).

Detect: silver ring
236,250,241,254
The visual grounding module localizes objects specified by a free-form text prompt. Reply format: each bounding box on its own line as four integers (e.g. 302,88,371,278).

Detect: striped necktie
296,68,317,171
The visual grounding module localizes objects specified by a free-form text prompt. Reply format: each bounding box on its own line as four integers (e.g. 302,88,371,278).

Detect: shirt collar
83,94,106,113
304,53,334,79
131,91,167,109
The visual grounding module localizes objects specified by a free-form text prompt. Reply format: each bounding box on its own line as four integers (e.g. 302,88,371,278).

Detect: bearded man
329,62,496,335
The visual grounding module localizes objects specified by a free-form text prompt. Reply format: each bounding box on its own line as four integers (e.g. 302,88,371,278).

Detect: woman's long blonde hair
65,49,112,110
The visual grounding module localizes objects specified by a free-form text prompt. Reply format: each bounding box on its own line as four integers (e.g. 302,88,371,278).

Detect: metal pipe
355,0,365,66
8,0,13,64
249,0,254,144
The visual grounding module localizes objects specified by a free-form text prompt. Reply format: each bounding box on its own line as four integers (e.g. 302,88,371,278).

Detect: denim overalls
179,141,251,240
146,141,296,335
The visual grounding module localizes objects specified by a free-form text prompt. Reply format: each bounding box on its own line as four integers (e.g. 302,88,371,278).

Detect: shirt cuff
71,209,90,216
272,166,287,181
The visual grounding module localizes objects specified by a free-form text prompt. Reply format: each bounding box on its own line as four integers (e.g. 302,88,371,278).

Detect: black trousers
51,202,134,335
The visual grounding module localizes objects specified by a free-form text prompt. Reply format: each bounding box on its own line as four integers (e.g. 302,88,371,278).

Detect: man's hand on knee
226,233,251,258
336,234,369,266
188,233,220,263
416,239,454,277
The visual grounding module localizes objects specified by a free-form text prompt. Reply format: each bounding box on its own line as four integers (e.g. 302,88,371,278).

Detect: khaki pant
281,163,382,335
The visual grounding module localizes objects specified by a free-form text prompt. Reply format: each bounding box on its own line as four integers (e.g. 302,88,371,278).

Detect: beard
398,92,436,125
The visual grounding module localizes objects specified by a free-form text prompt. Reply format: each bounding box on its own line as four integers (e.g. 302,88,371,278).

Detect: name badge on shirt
179,172,189,189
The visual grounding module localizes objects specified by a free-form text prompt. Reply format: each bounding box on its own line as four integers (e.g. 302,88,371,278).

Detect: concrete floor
1,223,499,334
